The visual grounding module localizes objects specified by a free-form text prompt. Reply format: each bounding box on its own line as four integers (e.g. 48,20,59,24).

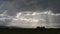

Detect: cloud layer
0,0,60,28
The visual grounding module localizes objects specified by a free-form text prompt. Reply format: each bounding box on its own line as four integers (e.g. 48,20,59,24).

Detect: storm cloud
14,0,60,13
0,0,60,28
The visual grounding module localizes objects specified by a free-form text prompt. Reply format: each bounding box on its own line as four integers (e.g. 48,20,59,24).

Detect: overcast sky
0,0,60,28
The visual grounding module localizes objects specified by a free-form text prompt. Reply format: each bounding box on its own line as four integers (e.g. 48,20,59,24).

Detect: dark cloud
13,0,60,13
1,0,60,13
0,0,60,28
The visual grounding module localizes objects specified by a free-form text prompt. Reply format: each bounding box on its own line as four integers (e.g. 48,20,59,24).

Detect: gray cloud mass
0,0,60,28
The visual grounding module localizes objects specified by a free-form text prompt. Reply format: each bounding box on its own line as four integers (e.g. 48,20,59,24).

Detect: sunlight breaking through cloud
6,11,60,28
0,10,60,28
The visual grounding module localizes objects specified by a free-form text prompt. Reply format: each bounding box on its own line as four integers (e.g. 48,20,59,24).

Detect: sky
0,0,60,28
